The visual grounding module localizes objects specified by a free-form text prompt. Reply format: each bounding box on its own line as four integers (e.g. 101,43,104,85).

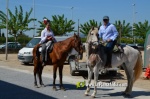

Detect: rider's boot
105,52,112,68
41,52,46,67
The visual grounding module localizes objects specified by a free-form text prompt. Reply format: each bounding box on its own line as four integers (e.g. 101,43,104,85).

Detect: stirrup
42,62,46,67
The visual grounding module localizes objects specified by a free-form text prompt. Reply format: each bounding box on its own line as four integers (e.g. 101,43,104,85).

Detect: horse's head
87,27,99,53
72,33,83,55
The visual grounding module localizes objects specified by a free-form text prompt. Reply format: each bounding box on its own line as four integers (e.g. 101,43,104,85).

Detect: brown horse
33,34,83,91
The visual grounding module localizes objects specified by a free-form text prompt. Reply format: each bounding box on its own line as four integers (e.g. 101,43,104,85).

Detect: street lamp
132,3,135,44
33,0,35,37
71,7,74,21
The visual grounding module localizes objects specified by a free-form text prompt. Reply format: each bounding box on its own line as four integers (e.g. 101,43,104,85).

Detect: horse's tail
33,44,40,62
133,52,142,82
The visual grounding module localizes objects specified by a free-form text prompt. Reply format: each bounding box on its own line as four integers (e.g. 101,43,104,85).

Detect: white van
18,36,79,65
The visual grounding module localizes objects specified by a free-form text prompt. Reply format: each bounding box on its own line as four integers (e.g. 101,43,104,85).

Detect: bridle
87,32,99,54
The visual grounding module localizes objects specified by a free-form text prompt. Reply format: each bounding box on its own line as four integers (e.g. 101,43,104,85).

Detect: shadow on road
101,91,150,98
45,83,86,91
0,80,56,99
74,71,125,81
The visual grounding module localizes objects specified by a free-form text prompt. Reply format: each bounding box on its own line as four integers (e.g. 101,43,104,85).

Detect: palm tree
36,15,75,36
134,20,150,40
80,19,101,35
0,5,36,42
114,20,131,43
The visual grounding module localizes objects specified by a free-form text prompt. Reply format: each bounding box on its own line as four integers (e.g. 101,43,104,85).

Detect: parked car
136,44,144,50
0,42,22,49
18,36,80,65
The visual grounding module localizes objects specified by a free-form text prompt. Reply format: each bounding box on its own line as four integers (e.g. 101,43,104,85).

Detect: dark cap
103,16,109,20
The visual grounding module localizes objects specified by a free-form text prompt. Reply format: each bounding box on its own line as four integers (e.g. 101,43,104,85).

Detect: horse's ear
98,26,100,30
92,26,94,30
74,33,77,37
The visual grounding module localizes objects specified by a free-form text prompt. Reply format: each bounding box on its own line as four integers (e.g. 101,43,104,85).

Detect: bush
0,37,6,44
121,37,133,44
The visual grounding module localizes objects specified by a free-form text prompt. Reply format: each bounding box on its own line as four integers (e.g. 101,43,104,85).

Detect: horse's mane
54,36,74,46
86,27,99,42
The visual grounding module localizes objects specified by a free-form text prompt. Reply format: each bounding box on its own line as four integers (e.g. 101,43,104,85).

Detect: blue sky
0,0,150,37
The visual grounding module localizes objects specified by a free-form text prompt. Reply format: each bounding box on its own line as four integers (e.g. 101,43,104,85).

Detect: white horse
84,27,142,98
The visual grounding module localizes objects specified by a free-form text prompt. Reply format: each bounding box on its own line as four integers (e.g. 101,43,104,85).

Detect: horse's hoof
40,84,45,87
84,94,89,96
91,95,95,98
53,87,57,91
34,85,39,88
34,84,39,88
60,87,66,91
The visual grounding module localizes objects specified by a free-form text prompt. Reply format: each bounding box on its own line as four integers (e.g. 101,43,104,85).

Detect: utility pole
132,0,136,44
71,7,74,21
33,0,35,37
78,19,80,36
5,0,9,60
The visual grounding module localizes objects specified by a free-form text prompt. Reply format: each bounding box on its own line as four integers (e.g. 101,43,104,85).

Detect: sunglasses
103,19,109,21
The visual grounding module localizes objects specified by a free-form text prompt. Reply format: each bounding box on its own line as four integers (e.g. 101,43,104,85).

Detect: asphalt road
0,65,150,99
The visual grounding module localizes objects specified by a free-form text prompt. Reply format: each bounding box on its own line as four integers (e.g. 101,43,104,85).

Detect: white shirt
40,28,55,43
98,23,118,41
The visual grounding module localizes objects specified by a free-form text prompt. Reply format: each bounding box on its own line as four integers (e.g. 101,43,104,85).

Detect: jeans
105,40,116,53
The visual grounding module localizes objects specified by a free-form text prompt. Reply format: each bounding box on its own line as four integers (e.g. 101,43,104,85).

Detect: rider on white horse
98,16,118,68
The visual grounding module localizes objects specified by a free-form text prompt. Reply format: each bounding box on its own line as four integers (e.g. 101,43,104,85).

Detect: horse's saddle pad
39,41,54,53
103,43,124,53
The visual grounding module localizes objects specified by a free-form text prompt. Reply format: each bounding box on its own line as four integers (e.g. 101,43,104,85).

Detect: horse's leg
122,63,134,96
39,66,45,87
91,66,99,98
34,68,38,87
59,65,66,91
85,66,93,96
53,64,57,91
33,63,39,87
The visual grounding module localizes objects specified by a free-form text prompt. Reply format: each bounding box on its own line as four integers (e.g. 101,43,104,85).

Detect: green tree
133,20,150,40
37,15,75,36
114,20,131,43
0,5,36,42
80,19,101,35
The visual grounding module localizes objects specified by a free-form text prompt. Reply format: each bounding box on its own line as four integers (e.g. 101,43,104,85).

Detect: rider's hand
47,36,53,40
107,39,112,42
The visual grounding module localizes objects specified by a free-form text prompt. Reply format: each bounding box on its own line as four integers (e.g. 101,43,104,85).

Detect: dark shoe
42,62,46,67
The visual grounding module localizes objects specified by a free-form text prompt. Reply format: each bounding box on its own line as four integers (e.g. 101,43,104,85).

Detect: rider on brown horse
98,16,118,68
39,19,57,66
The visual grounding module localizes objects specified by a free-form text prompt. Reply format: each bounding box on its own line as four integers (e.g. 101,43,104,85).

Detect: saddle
39,41,54,61
102,42,124,53
113,44,124,53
